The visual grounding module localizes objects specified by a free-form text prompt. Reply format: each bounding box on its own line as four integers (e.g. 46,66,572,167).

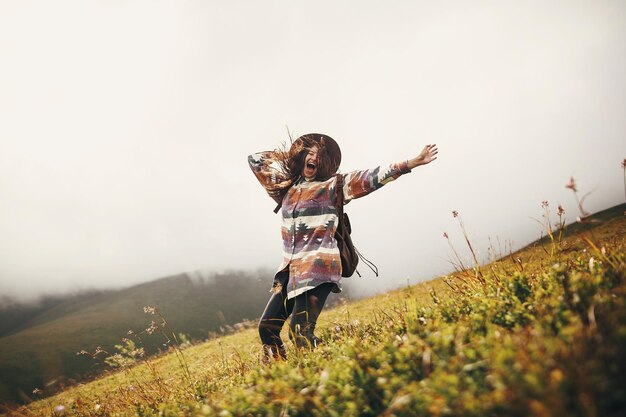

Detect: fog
1,1,625,301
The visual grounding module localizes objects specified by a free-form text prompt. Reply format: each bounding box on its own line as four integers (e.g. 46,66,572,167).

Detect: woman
248,133,438,360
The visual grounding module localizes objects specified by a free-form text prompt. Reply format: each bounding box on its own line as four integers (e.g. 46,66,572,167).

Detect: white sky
1,0,625,300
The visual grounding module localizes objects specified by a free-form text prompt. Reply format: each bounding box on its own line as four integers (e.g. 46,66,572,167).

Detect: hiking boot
262,344,286,363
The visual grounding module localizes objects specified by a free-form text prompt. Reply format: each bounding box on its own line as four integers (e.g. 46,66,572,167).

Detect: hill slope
0,269,277,404
11,204,625,416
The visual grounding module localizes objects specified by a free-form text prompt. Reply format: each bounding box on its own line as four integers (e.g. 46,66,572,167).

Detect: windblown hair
277,134,335,182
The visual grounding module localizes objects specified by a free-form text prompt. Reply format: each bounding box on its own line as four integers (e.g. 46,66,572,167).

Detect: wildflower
94,404,101,412
541,200,549,209
452,210,459,218
32,388,42,395
550,369,564,384
589,257,595,271
565,177,577,192
320,370,330,383
557,205,565,216
127,330,134,335
76,350,89,356
143,306,156,315
54,405,66,416
389,394,412,409
146,320,159,335
443,232,449,239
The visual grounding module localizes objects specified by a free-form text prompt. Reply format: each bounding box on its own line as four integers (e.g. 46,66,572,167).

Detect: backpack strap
335,174,345,218
273,189,288,213
355,246,379,277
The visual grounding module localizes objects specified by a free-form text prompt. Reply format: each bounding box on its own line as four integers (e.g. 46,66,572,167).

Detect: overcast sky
1,1,624,301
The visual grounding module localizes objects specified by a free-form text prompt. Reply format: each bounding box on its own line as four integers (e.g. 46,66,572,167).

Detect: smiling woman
281,134,342,184
248,133,438,361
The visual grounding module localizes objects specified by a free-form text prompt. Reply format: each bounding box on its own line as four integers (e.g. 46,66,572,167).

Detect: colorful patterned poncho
248,151,411,299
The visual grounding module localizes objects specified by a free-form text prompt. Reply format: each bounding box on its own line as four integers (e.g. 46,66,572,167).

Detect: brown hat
292,133,342,175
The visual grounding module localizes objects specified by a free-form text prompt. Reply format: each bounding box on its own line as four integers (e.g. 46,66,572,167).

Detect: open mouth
306,162,317,169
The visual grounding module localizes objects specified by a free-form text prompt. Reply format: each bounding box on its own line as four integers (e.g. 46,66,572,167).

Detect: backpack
334,175,378,278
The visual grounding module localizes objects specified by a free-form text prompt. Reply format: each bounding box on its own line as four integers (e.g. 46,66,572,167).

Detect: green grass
7,207,626,417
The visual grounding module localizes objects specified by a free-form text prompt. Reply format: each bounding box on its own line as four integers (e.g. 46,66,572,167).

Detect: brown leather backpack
334,175,360,277
335,175,378,278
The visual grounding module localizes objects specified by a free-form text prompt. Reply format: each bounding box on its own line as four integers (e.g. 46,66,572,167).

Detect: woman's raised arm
407,144,438,169
339,144,439,203
248,151,293,202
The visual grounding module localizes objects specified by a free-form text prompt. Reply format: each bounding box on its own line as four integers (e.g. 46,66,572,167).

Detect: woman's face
302,145,319,180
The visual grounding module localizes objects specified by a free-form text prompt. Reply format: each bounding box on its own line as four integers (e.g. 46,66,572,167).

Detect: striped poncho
248,151,411,299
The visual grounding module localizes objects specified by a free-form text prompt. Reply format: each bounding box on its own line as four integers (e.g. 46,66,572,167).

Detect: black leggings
258,270,334,353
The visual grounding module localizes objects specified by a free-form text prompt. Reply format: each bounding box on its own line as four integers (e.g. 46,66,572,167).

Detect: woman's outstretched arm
340,144,439,202
407,144,438,169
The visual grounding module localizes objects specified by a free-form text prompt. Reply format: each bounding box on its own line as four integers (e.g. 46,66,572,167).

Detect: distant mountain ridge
0,290,115,338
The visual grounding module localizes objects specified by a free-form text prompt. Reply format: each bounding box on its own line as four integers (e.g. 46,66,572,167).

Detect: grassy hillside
0,270,279,404
0,291,113,338
7,204,624,416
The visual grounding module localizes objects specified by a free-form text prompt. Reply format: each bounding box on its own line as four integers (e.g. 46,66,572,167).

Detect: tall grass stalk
565,176,595,221
452,210,484,283
622,158,626,203
533,201,567,258
144,307,193,387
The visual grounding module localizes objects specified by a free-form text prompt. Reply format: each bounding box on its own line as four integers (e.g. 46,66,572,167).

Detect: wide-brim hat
293,133,342,174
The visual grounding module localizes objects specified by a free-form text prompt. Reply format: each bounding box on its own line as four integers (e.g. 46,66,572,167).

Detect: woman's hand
407,144,438,169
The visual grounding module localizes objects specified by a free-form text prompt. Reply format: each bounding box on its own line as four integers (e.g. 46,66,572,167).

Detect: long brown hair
277,135,336,182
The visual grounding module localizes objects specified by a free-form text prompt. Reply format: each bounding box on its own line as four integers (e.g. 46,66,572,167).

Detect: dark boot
290,323,322,349
262,344,287,362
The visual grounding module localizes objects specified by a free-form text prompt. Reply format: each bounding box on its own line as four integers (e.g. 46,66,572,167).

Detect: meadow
0,270,281,404
6,204,625,417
